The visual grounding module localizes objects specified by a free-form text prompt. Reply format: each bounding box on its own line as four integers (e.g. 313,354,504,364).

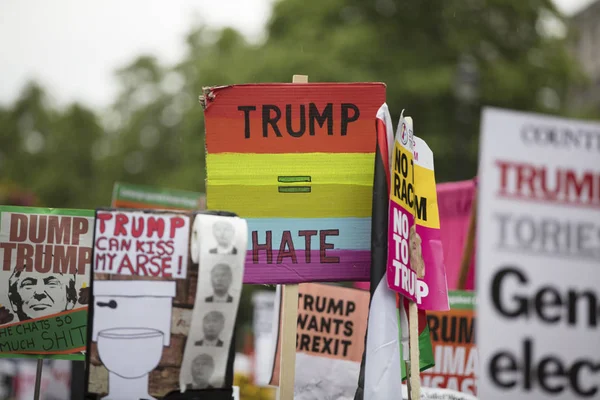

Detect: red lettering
539,167,560,199
320,230,339,263
48,216,71,245
495,160,511,194
28,215,47,244
161,258,173,278
147,217,165,238
95,237,107,251
169,217,185,239
77,247,91,275
34,244,52,273
136,240,145,252
494,160,600,206
54,246,77,274
131,217,144,238
565,170,594,203
516,163,537,194
117,254,135,275
0,243,16,271
252,231,273,263
120,239,131,251
16,244,34,272
108,238,120,251
96,213,112,235
114,214,129,236
9,214,28,242
277,230,297,264
298,230,317,263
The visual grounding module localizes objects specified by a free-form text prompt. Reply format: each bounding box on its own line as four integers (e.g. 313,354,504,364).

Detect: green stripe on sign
448,290,476,310
0,308,87,357
278,186,311,193
277,176,312,183
113,182,202,209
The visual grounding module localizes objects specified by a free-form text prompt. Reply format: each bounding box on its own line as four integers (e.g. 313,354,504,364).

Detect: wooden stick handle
408,301,421,399
277,74,308,400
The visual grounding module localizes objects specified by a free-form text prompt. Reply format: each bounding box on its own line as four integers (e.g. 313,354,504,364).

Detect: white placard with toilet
93,281,176,400
89,209,191,400
179,214,247,391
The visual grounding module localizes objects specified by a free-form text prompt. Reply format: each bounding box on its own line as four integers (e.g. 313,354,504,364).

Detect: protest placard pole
33,358,43,400
276,74,307,400
408,302,420,399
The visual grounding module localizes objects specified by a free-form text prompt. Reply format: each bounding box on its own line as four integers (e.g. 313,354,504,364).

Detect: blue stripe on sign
245,217,371,251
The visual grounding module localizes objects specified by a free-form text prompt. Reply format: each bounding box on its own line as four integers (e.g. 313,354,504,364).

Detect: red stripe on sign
205,83,386,154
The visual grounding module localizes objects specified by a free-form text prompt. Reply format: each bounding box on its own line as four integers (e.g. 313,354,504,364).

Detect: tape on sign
179,214,247,392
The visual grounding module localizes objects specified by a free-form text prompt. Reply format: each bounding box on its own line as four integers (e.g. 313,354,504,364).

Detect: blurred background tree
0,0,592,210
0,0,597,372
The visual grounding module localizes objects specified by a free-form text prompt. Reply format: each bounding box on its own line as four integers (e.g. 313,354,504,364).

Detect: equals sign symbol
278,176,311,193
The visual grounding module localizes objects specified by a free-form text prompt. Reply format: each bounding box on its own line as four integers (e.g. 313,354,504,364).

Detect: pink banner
356,179,476,292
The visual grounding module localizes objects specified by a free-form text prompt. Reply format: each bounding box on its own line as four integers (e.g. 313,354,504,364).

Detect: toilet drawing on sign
92,280,176,400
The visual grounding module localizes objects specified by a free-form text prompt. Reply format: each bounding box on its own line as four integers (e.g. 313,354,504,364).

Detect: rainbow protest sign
204,83,386,283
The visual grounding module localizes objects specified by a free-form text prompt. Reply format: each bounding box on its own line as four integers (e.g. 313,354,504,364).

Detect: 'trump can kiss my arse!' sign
387,116,449,311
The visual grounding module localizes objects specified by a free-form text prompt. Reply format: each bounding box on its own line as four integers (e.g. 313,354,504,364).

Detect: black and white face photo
209,221,237,255
205,263,233,303
195,311,225,347
190,353,214,389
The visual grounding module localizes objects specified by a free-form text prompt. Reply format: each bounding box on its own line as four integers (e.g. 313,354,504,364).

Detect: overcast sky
0,0,594,109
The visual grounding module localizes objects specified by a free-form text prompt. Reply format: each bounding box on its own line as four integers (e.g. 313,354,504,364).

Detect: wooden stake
408,301,420,399
277,74,308,400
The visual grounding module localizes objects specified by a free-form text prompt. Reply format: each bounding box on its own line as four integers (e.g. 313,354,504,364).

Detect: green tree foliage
0,0,589,209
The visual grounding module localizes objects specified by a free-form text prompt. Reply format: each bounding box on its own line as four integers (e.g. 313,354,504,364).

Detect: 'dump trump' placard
0,206,94,360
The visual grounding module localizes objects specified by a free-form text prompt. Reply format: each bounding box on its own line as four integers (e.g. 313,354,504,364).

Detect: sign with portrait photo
180,213,247,392
0,206,94,360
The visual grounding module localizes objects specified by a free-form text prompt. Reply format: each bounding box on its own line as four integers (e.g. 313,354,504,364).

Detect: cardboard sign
87,209,194,399
93,210,190,279
422,291,477,396
387,116,448,310
477,108,600,399
204,83,386,283
0,206,93,360
269,283,369,397
112,182,205,211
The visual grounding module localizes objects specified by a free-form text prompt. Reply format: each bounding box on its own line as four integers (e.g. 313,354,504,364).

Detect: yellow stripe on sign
413,164,440,229
389,142,414,210
389,142,440,229
207,184,373,218
206,153,374,186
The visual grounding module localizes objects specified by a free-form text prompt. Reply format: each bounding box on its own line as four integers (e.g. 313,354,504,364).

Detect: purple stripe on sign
242,250,370,284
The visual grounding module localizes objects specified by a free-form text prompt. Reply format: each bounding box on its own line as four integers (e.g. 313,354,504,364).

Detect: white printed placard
93,210,190,279
476,107,600,399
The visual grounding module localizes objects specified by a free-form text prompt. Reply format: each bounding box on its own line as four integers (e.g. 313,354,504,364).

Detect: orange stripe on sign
112,200,193,211
205,83,386,154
